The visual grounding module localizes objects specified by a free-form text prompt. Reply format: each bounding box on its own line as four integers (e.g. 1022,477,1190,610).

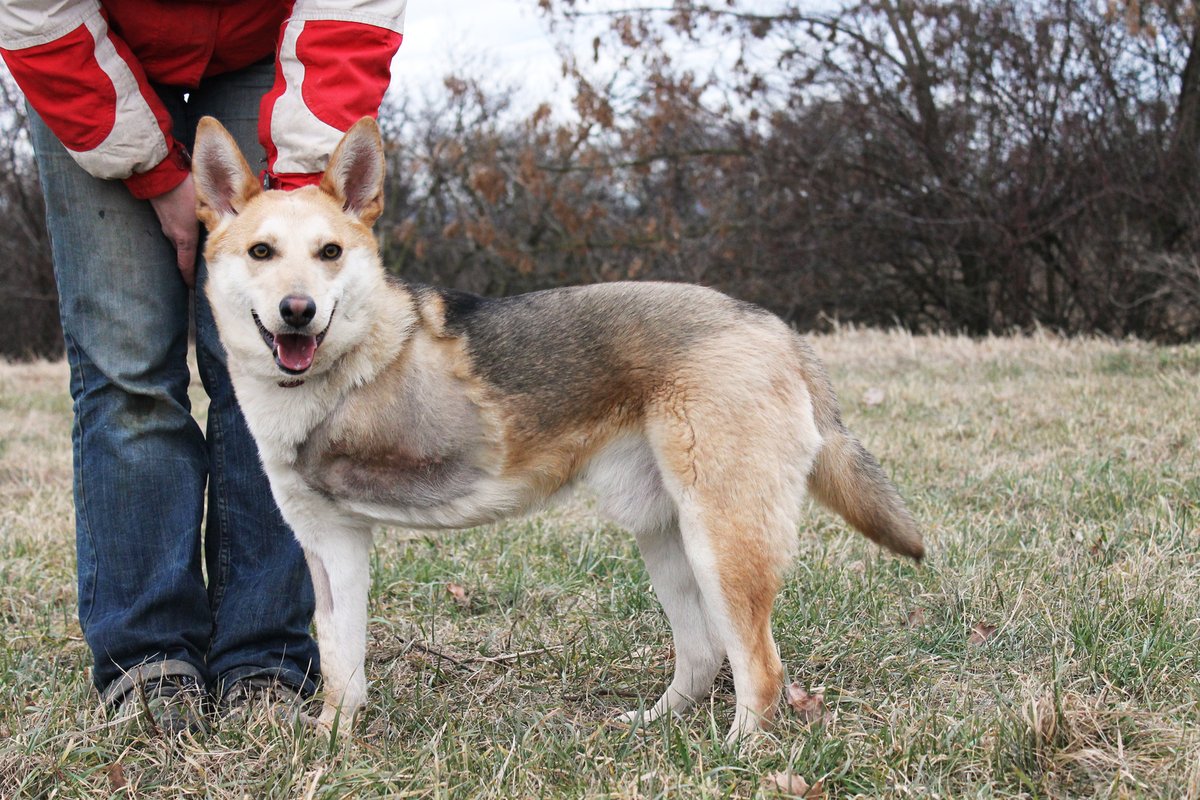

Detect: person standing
0,0,407,733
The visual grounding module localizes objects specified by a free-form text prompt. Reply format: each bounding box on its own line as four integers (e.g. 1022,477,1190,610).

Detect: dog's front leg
300,523,373,734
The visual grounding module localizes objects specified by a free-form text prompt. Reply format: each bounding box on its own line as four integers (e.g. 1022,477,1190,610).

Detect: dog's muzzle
252,304,335,375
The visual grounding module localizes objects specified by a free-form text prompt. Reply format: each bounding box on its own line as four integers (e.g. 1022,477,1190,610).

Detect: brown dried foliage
6,1,1200,358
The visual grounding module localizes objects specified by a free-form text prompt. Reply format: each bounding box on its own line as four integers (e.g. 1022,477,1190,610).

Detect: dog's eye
248,243,272,260
321,243,343,260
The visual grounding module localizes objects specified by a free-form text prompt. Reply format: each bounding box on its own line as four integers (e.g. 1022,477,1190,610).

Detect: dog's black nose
280,295,317,328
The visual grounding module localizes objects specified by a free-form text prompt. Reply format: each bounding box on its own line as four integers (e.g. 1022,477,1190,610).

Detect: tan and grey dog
192,116,923,742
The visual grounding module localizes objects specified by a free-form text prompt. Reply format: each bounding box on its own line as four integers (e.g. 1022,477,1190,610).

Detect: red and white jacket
0,0,406,198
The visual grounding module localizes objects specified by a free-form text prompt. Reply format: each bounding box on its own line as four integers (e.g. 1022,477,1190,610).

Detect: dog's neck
334,279,419,389
232,278,419,455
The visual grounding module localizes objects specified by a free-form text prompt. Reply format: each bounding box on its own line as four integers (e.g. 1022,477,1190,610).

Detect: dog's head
193,117,386,383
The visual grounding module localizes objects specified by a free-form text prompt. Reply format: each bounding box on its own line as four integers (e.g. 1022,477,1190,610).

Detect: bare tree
0,76,58,359
4,1,1200,357
525,0,1200,338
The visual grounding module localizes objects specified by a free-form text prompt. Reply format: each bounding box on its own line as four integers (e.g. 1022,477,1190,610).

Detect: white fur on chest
231,368,531,536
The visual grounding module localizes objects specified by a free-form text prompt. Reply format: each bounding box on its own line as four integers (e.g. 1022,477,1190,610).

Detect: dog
191,116,923,742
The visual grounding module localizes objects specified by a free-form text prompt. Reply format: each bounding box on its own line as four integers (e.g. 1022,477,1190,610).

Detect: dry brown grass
1,328,1198,798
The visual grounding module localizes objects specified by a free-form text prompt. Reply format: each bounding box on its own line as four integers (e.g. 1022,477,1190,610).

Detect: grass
1,328,1199,798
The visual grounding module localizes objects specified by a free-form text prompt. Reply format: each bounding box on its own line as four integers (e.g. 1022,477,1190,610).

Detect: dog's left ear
193,116,262,231
320,117,385,227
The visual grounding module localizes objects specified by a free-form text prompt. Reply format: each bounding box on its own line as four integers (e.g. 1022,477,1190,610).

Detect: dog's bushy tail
807,426,924,561
799,342,924,561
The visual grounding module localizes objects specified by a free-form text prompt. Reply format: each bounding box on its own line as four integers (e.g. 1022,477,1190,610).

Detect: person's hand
149,174,200,287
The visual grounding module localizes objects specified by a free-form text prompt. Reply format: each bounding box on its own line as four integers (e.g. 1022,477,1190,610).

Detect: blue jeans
30,63,319,703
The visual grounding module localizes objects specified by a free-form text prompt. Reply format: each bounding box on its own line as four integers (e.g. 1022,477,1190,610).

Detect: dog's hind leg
597,445,792,738
584,434,727,724
621,519,726,725
674,503,791,743
645,362,819,742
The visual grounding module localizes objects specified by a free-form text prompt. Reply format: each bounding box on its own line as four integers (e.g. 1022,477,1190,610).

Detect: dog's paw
614,705,676,727
296,706,353,739
615,693,689,727
297,710,327,731
615,708,647,725
321,705,356,737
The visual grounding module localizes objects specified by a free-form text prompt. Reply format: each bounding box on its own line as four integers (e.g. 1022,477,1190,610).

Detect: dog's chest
292,371,489,513
296,438,483,512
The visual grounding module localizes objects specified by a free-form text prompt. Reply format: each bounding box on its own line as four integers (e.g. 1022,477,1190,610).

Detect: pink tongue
275,333,317,372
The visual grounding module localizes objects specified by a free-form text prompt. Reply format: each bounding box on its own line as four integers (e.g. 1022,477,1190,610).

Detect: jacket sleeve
0,0,189,199
261,0,406,190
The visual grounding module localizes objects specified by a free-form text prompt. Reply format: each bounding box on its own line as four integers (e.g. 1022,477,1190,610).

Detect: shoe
219,676,307,723
110,674,208,737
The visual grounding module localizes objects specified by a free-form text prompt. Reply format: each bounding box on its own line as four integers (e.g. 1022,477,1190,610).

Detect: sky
388,0,568,109
0,2,571,114
0,1,779,125
389,0,799,119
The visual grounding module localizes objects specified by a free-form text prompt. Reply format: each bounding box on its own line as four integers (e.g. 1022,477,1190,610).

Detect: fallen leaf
968,621,997,645
863,387,886,406
107,764,126,790
904,607,927,627
785,682,830,724
446,582,471,608
763,772,825,798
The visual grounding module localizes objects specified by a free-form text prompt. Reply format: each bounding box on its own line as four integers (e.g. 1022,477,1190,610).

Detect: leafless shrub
0,76,58,360
521,0,1200,339
4,1,1200,359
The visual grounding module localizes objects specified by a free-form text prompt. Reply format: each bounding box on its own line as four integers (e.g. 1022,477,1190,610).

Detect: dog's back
423,281,773,431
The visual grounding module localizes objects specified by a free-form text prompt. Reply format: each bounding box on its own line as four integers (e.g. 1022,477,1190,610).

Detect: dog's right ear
193,116,262,231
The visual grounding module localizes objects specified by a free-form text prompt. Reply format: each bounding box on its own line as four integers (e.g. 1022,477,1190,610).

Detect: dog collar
278,378,305,388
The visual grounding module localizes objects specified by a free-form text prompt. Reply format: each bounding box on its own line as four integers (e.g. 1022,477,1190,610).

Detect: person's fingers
176,237,198,288
149,175,200,288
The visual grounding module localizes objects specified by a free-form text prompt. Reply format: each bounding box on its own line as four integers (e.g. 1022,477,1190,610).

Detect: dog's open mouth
252,306,334,375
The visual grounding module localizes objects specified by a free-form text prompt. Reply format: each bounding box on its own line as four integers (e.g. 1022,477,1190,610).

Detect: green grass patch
2,332,1199,797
